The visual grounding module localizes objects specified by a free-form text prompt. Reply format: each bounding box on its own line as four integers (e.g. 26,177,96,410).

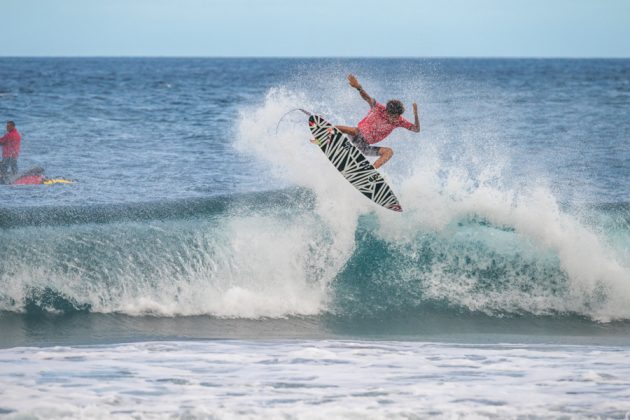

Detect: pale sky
2,0,630,57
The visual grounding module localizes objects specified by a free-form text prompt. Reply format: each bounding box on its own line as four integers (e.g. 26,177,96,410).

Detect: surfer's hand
347,74,361,89
412,103,418,113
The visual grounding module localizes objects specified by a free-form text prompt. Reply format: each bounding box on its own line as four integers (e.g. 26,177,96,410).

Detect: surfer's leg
9,158,17,176
373,147,393,169
0,159,8,184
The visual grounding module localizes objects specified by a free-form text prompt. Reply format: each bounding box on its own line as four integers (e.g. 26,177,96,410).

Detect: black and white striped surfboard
308,113,402,212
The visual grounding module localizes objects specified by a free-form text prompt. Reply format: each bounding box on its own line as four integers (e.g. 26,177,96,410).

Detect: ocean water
0,58,629,418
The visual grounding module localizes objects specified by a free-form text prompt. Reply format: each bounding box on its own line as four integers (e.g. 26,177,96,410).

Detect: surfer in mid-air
313,74,420,169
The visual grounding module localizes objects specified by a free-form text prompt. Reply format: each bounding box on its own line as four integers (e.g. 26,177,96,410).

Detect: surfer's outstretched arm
410,103,421,133
348,74,376,107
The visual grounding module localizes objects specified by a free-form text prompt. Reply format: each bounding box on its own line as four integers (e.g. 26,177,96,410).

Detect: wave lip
0,188,313,228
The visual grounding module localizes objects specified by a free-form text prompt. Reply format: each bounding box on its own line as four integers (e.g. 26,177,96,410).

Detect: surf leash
275,108,312,135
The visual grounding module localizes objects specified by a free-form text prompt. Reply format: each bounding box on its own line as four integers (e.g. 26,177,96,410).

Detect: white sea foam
1,340,629,419
373,152,630,321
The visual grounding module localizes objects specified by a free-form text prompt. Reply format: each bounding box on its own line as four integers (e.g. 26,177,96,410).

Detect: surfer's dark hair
6,121,15,127
386,100,404,116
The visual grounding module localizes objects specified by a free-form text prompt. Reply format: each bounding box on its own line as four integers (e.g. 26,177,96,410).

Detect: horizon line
1,55,629,60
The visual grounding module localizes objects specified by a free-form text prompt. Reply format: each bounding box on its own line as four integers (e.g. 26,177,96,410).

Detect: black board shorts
0,157,18,184
350,133,381,157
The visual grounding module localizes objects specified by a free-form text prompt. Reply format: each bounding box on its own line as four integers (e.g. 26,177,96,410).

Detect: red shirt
0,128,21,158
357,102,414,144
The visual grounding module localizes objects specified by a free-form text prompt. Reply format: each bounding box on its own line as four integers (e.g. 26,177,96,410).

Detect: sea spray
236,85,630,322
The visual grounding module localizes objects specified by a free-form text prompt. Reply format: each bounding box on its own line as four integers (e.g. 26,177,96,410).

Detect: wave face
0,190,336,318
1,187,629,322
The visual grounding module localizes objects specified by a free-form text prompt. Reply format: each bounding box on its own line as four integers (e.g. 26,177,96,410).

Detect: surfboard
4,166,75,185
308,113,402,212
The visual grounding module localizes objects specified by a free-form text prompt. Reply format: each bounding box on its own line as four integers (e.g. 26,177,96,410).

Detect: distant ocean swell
1,189,628,322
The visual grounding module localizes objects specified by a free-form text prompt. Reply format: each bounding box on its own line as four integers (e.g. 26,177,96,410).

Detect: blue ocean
1,58,629,418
